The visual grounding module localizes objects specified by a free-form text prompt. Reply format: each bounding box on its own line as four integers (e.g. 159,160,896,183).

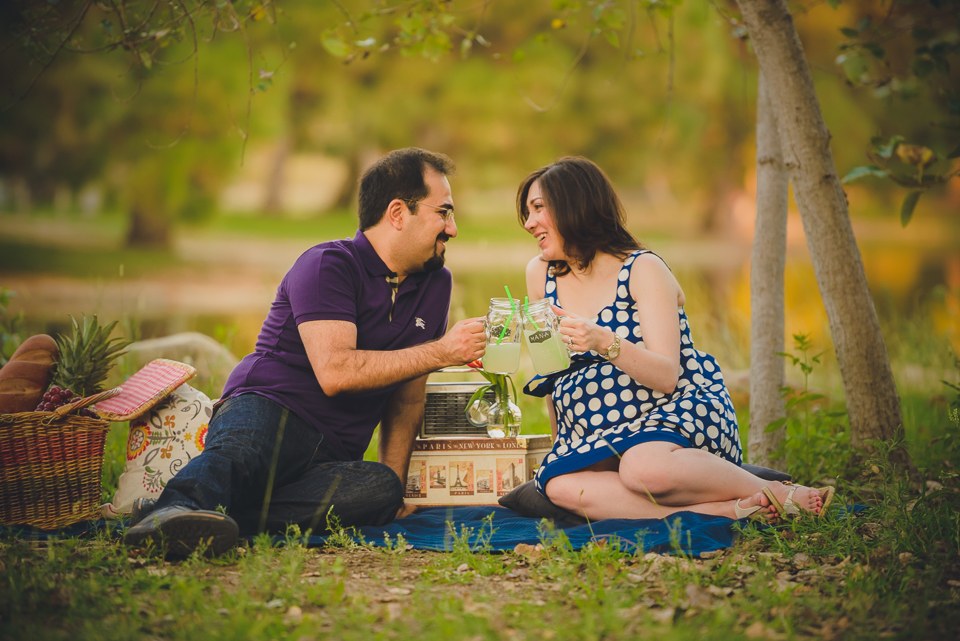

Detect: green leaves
851,134,956,228
862,42,885,59
641,0,682,19
900,191,922,227
0,287,24,367
876,135,904,159
768,333,850,482
321,31,350,58
841,165,886,184
852,135,954,229
255,69,274,94
397,12,425,35
911,56,935,79
836,52,869,83
836,16,884,68
393,3,456,62
594,5,625,30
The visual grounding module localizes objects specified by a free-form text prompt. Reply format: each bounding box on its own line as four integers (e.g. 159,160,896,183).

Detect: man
125,148,486,556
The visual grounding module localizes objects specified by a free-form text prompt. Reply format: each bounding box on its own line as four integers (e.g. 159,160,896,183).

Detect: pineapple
50,315,130,398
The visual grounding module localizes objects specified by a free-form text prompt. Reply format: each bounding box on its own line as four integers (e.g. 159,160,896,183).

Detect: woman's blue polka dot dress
528,250,742,494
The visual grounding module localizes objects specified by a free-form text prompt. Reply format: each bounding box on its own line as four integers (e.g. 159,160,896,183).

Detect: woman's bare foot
766,482,823,515
733,490,778,521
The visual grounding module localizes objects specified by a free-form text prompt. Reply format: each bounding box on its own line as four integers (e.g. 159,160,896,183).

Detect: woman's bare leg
617,441,822,513
545,468,775,522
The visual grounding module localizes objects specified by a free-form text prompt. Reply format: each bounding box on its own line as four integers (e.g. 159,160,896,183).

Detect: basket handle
48,387,123,420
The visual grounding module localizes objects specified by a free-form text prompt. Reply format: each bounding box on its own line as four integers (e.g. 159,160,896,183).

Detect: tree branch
655,13,675,147
2,0,93,113
514,30,592,113
330,0,360,35
227,0,252,165
147,0,199,149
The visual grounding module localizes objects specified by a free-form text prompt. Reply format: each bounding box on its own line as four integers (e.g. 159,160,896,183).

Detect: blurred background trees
3,0,953,244
1,0,957,470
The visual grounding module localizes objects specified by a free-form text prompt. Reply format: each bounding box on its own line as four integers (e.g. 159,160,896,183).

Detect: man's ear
384,199,408,230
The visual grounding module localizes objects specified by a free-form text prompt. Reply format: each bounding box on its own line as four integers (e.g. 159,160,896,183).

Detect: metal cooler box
411,369,553,506
421,380,495,438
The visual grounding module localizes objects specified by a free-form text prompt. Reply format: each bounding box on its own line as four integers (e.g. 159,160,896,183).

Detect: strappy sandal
818,486,836,517
733,498,769,522
762,483,836,520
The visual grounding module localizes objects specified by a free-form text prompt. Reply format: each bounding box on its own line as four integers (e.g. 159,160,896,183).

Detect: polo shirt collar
354,230,393,278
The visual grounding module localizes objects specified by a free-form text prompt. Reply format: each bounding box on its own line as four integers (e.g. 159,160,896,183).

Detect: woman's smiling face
523,180,566,262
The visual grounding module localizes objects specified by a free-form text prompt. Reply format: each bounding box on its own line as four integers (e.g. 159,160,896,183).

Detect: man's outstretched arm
379,374,428,518
299,318,485,396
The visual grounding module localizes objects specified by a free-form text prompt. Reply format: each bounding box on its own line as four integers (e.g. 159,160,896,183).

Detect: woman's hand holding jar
552,304,617,356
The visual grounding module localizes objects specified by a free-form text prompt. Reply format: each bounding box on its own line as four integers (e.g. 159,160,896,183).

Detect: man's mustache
437,233,451,243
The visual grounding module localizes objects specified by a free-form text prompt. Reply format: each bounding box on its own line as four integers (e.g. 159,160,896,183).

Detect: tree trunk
736,0,907,464
262,136,290,215
748,70,788,468
126,206,171,248
124,157,172,249
334,151,360,211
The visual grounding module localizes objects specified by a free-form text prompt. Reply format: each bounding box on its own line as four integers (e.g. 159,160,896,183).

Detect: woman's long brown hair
517,156,643,276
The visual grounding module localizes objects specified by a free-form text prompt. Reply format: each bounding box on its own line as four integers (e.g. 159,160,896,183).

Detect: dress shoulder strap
615,251,649,302
625,249,671,271
617,249,674,303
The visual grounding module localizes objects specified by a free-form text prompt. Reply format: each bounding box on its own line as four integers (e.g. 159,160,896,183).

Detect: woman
519,157,831,522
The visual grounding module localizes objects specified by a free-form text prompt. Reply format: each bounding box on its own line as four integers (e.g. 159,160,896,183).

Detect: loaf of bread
0,334,59,414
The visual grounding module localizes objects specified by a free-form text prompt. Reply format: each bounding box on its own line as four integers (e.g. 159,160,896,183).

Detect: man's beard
422,234,450,272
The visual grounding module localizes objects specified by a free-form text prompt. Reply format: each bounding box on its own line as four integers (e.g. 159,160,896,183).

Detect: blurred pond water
4,216,957,418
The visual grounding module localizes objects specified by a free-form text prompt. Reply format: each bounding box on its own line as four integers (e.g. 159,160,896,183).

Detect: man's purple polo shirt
221,230,451,461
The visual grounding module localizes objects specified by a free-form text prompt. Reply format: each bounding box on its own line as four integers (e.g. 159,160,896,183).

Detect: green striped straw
524,295,541,330
497,286,517,345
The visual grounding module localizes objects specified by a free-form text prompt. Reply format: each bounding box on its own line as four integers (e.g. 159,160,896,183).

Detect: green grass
189,208,531,244
0,209,530,284
194,210,363,241
4,447,959,641
1,207,531,250
0,241,184,279
7,376,958,640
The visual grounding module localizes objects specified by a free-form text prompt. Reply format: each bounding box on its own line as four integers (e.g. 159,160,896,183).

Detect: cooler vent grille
422,383,495,437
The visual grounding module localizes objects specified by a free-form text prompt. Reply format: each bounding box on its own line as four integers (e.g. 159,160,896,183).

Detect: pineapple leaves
52,314,131,398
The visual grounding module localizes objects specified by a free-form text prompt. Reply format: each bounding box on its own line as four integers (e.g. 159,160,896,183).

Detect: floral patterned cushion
100,384,212,519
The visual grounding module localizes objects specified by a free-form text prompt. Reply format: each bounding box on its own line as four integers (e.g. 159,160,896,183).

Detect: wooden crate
404,435,552,506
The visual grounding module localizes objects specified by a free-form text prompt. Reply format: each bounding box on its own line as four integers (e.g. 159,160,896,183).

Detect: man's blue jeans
156,393,404,534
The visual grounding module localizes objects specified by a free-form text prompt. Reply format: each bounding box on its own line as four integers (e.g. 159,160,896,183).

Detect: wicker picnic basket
0,388,119,529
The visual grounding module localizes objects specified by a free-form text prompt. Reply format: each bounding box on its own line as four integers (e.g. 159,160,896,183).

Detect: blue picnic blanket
0,506,749,556
352,506,739,554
